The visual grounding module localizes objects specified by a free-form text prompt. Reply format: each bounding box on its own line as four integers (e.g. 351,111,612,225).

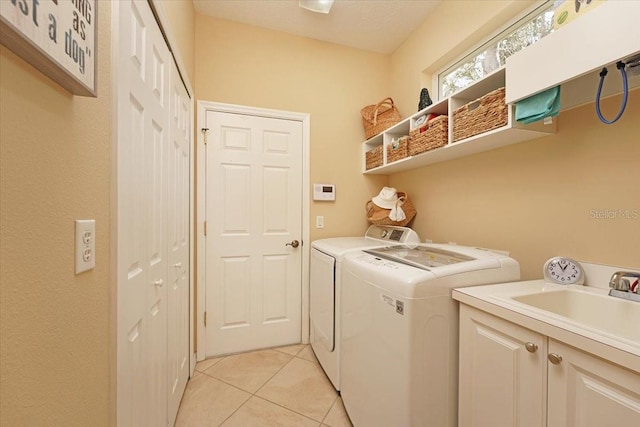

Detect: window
438,1,555,99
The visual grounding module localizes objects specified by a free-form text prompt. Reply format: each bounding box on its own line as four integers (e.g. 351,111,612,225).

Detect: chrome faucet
609,271,640,302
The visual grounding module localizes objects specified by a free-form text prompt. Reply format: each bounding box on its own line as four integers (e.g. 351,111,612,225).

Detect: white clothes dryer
340,244,520,427
310,225,420,391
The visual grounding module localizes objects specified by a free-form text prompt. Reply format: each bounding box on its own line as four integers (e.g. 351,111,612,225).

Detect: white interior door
167,61,190,425
204,111,303,356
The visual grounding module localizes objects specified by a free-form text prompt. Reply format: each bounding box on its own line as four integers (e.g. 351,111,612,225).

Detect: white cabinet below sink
458,306,546,427
458,305,640,427
547,339,640,427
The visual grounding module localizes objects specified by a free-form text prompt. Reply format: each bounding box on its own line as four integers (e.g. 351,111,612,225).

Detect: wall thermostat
313,183,336,201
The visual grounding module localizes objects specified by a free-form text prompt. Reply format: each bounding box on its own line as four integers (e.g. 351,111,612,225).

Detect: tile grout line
198,347,296,392
192,345,337,426
253,346,337,424
253,352,297,395
250,395,326,426
209,347,305,426
194,355,226,373
320,395,340,426
216,390,252,427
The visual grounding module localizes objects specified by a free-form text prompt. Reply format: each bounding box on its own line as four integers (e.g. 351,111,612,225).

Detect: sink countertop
452,280,640,371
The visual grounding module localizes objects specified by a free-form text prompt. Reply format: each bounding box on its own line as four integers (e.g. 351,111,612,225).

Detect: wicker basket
452,87,507,142
386,136,410,163
409,115,448,156
365,145,383,170
366,192,416,227
361,97,402,140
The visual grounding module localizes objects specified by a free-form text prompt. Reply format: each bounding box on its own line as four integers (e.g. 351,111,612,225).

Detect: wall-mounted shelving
506,0,640,109
363,68,556,175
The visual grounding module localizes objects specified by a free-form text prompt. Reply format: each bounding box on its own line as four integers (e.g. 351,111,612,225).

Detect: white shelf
365,120,553,175
450,67,507,105
363,67,556,175
506,0,640,107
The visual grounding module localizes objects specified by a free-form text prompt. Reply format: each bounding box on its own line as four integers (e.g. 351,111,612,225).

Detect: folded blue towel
515,86,561,124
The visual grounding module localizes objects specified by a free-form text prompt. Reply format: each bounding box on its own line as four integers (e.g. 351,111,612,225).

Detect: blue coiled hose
596,61,628,124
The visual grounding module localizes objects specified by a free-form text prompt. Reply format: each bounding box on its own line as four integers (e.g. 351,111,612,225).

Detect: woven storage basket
409,115,448,156
361,97,402,140
386,136,410,163
365,145,383,170
452,87,507,142
366,192,416,227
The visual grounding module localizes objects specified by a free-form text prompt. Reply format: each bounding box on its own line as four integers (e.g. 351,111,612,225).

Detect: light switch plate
316,216,324,229
75,219,95,274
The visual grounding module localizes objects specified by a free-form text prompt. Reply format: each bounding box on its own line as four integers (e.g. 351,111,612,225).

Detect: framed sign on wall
0,0,96,97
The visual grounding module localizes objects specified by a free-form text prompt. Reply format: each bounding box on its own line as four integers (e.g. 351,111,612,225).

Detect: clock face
544,257,584,285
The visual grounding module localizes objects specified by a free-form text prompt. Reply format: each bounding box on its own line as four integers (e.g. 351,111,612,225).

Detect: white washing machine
340,244,520,427
310,225,420,391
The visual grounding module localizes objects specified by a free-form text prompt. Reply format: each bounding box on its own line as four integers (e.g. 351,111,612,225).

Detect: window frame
434,0,554,100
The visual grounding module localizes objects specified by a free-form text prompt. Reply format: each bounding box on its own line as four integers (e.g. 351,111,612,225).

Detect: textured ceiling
193,0,441,54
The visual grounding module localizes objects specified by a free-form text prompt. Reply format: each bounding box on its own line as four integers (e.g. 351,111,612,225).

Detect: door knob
286,240,300,248
548,353,563,365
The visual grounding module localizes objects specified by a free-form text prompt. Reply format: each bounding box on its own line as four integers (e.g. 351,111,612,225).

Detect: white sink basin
512,289,640,343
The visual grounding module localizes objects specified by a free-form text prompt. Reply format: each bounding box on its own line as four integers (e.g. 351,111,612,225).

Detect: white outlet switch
316,216,324,229
75,220,96,274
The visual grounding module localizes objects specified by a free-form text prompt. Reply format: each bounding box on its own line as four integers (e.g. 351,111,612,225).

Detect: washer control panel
365,225,420,244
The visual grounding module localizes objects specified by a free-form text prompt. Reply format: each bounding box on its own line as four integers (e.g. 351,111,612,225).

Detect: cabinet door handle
548,353,563,365
525,342,538,353
153,279,164,288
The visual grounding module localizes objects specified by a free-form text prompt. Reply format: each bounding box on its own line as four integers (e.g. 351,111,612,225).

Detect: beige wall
194,16,388,241
391,0,536,115
389,1,640,279
0,3,112,426
390,91,640,279
157,0,196,86
0,0,196,425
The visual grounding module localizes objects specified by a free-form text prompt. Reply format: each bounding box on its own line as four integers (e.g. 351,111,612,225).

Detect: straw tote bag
365,192,416,227
361,97,402,139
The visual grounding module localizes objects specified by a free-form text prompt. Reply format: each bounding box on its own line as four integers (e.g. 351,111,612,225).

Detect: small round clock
543,257,585,285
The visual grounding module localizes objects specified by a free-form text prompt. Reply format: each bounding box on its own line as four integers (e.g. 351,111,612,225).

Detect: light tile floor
176,344,353,427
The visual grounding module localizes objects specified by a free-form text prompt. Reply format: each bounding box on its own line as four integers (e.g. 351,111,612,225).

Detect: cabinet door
459,305,547,427
547,339,640,427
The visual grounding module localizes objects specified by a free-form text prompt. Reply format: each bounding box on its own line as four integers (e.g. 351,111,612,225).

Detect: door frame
110,0,196,422
196,101,310,361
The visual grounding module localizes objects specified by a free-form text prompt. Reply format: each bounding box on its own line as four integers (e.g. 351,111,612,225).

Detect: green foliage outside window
439,4,555,98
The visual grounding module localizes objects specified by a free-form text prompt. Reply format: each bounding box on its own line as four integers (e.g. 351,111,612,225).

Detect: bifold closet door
116,1,190,426
167,60,191,426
